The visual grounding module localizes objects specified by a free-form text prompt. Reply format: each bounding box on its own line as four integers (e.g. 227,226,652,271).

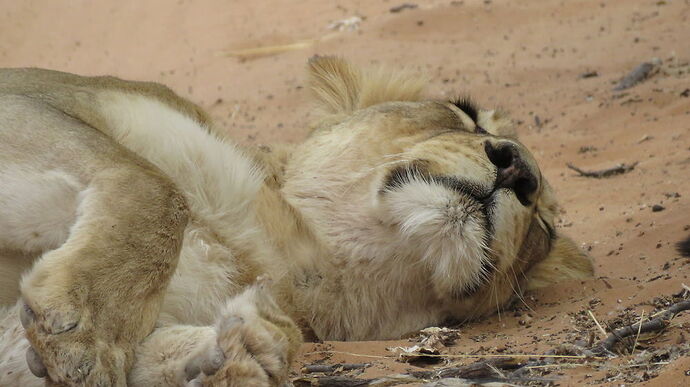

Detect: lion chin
0,57,593,386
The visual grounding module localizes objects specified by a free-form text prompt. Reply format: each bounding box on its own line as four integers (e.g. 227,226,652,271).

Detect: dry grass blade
219,33,338,60
587,310,608,338
631,310,645,354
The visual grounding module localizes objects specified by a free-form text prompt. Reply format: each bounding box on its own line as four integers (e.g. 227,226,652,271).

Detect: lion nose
484,141,538,206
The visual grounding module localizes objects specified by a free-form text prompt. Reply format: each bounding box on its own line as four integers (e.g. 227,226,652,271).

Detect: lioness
0,57,593,386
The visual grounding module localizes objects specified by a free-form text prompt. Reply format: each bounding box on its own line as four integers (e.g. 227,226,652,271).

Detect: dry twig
294,375,375,386
389,3,418,13
566,162,638,178
613,60,660,91
595,299,690,354
301,363,369,374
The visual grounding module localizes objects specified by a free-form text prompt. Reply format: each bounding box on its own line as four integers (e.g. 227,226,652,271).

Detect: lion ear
526,234,594,291
307,56,426,117
477,109,516,138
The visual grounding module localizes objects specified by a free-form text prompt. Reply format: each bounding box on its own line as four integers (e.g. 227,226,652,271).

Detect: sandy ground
1,0,689,385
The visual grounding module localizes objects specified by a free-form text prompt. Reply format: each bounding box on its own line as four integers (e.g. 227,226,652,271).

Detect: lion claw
26,346,47,378
185,343,225,381
19,302,35,329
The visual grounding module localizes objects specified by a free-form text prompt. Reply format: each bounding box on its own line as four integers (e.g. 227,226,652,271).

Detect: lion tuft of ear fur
308,56,427,119
477,109,516,138
526,234,594,291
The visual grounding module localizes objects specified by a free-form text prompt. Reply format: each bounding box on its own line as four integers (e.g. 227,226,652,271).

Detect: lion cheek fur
378,178,492,296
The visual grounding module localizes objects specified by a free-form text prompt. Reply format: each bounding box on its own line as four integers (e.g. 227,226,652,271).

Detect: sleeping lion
0,57,593,386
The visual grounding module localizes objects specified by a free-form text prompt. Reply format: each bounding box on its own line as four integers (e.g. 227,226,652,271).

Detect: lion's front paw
19,260,147,386
184,280,301,387
184,316,278,387
20,299,131,386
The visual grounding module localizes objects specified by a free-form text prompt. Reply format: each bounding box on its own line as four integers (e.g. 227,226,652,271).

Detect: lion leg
130,280,302,387
0,94,190,386
17,166,188,386
0,165,84,307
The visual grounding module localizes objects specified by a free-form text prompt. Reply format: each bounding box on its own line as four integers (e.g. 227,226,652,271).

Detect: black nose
484,141,538,206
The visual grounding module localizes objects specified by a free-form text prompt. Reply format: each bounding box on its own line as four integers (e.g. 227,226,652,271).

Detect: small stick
390,3,418,13
431,357,524,379
302,363,370,374
293,375,376,387
613,60,659,91
566,162,638,178
525,363,587,370
302,351,389,360
596,299,690,353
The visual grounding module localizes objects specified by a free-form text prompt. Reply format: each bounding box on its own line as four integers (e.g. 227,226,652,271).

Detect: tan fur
0,57,592,386
0,250,33,306
308,55,427,126
526,235,594,290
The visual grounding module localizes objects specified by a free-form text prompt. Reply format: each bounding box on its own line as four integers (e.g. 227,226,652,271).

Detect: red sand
2,0,688,385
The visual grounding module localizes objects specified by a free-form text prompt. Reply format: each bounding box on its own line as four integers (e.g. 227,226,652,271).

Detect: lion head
279,57,593,339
